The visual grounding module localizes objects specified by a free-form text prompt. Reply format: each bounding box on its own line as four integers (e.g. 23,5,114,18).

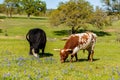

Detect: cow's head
60,49,72,63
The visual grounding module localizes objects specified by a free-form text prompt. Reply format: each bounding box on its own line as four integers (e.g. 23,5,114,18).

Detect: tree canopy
50,0,110,33
101,0,120,14
3,0,46,17
50,0,93,33
22,0,46,17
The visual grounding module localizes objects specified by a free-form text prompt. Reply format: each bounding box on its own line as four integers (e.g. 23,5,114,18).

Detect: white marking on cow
79,33,92,49
60,32,97,62
32,49,38,57
71,33,94,55
73,46,80,55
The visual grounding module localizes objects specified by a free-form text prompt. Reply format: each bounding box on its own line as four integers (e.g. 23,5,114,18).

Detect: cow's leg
42,43,46,56
29,47,33,55
42,48,45,56
90,50,94,62
71,46,79,62
70,54,74,62
75,53,78,61
70,53,78,62
87,49,94,62
88,50,91,61
32,43,40,57
87,43,95,62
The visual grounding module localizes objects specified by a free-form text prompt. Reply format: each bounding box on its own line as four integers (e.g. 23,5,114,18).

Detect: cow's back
27,28,46,42
64,35,79,49
63,32,97,50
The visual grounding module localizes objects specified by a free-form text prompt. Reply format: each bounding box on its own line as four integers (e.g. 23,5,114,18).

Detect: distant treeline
0,0,120,33
0,0,46,17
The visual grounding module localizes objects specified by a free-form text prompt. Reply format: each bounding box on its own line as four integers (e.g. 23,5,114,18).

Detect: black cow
26,28,47,57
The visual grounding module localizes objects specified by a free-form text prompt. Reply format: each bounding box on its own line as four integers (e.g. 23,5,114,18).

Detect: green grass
0,16,120,80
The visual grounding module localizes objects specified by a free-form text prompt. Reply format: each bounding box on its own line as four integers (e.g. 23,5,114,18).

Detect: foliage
4,0,16,17
50,0,93,33
0,4,6,13
50,0,110,33
89,7,112,29
101,0,120,13
3,0,46,17
22,0,46,17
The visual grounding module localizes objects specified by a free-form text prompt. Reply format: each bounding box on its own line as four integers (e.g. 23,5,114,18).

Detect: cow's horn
32,49,38,57
53,49,60,51
65,49,72,51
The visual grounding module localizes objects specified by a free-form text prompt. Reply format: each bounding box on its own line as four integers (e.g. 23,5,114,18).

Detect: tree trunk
71,27,76,34
10,8,12,17
27,13,31,18
9,7,13,17
6,8,9,17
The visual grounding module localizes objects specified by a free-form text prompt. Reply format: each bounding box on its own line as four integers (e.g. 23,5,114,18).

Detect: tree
4,0,15,17
0,4,6,13
14,0,24,15
4,0,22,17
50,0,93,34
89,6,111,29
3,0,46,17
33,1,46,16
101,0,120,14
22,0,46,17
50,0,111,34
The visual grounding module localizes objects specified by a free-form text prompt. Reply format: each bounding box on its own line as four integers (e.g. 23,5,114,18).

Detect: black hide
26,28,47,56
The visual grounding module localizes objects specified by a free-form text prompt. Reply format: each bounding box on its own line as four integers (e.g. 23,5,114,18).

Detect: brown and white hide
60,32,97,63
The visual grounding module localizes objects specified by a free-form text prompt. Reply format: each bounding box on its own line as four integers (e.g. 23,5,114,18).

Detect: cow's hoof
61,60,65,63
76,60,79,62
70,60,73,62
88,60,93,62
42,54,44,57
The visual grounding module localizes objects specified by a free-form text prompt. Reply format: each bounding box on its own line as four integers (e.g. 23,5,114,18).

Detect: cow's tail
26,33,29,41
92,33,97,42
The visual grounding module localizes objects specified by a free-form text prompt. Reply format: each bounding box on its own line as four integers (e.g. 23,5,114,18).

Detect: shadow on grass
53,30,71,36
0,16,6,19
78,58,100,62
93,31,111,36
78,29,111,36
0,29,2,33
53,29,111,37
0,15,48,20
64,58,100,63
38,52,53,58
8,16,48,20
30,17,48,20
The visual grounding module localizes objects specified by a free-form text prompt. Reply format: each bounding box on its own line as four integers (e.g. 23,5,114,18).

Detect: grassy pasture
0,15,120,80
